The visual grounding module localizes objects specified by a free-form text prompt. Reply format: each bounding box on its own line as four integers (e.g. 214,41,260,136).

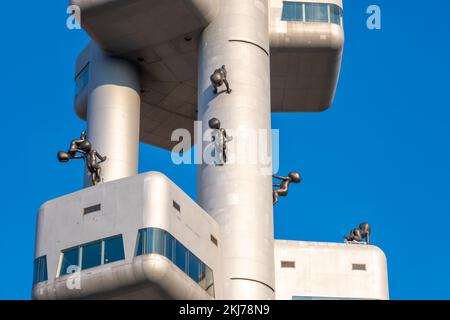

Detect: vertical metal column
86,45,141,186
198,0,275,299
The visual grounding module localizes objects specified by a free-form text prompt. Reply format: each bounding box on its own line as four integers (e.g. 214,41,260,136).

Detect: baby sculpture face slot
58,131,107,186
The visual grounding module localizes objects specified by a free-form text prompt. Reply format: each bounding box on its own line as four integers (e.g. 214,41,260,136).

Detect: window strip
281,1,343,26
136,227,215,297
58,235,125,277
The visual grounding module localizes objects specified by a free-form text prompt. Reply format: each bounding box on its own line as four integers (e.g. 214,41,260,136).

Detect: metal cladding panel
73,0,344,150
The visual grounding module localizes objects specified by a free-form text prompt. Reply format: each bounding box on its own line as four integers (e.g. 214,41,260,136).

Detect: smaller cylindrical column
85,45,141,186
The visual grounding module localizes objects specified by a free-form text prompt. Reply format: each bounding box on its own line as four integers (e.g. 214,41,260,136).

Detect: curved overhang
32,254,212,300
269,23,344,112
70,0,219,54
72,0,344,150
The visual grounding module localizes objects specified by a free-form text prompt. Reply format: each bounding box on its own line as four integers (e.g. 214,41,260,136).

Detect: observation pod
33,173,222,300
269,0,344,112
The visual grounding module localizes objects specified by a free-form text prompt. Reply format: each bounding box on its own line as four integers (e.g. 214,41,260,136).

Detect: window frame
281,1,343,26
59,246,81,277
304,2,329,23
329,4,343,26
75,63,90,96
33,255,48,285
103,234,126,265
81,240,103,270
58,234,125,277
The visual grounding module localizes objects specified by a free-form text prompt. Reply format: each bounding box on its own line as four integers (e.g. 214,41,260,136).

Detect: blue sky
0,0,449,299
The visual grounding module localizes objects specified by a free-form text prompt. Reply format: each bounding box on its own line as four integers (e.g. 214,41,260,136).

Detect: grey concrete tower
198,1,275,299
33,0,353,301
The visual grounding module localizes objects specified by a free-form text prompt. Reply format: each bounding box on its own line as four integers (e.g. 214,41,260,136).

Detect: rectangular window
75,63,89,96
33,255,48,285
175,241,188,273
281,1,303,21
305,3,329,23
60,247,80,276
104,235,125,264
136,229,146,256
282,2,296,21
198,262,206,283
153,228,166,256
137,228,173,258
165,232,176,262
188,252,201,282
82,241,102,270
59,235,125,277
145,228,154,254
330,4,342,26
204,266,215,296
281,2,342,26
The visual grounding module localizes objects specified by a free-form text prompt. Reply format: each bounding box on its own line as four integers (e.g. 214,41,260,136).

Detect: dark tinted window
305,3,329,23
82,241,102,270
330,4,342,25
281,2,342,26
282,2,303,21
59,234,125,276
153,228,165,256
135,227,215,297
61,247,80,276
165,232,175,261
136,229,145,256
188,252,201,282
33,255,48,285
104,235,125,264
175,241,187,273
75,64,89,96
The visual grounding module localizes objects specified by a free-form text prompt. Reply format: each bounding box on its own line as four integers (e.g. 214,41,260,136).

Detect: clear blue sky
0,0,449,300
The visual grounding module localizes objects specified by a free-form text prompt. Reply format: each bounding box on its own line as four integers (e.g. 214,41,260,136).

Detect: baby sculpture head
209,117,221,130
288,172,301,183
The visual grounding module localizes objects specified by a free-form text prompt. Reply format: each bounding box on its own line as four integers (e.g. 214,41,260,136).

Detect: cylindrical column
198,0,274,299
86,45,141,186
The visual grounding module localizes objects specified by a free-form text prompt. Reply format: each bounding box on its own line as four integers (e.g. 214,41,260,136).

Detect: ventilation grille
173,201,181,212
352,264,367,271
210,234,218,246
84,204,101,215
281,261,296,268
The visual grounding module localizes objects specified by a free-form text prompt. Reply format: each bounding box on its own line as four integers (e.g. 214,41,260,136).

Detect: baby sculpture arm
95,152,107,163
